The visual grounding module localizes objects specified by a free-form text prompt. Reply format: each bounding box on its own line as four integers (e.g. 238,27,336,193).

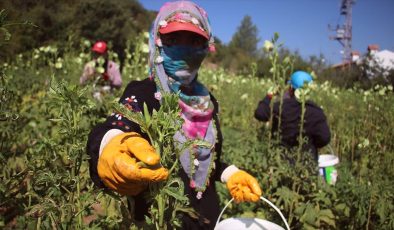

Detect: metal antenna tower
329,0,356,63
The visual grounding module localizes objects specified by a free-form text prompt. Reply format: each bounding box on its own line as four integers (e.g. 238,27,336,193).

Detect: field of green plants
1,32,394,229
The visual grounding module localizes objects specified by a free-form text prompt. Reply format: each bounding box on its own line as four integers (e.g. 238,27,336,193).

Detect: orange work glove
98,132,168,196
221,165,262,203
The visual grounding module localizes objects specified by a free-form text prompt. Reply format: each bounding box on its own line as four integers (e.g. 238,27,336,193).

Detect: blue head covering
289,71,313,89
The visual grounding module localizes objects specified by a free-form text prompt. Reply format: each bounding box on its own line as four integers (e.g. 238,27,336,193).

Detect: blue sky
139,0,394,65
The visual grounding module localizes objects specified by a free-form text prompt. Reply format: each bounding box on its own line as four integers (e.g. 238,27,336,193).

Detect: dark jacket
254,95,331,160
87,78,228,229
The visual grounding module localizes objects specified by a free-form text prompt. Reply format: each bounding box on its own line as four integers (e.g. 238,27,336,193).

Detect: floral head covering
148,1,217,199
148,0,215,91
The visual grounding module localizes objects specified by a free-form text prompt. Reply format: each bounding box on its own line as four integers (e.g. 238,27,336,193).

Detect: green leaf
143,102,151,125
319,209,335,219
273,32,279,43
300,204,318,226
334,203,347,211
145,215,153,225
319,215,336,227
0,27,11,41
162,187,188,201
294,203,306,216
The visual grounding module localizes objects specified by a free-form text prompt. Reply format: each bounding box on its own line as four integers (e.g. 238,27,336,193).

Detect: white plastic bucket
215,196,290,230
215,217,284,230
318,154,339,185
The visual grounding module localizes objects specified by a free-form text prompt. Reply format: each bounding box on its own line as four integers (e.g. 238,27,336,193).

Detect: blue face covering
161,45,208,85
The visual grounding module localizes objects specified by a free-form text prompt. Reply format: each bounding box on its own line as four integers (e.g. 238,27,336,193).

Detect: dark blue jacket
87,78,227,229
254,95,331,161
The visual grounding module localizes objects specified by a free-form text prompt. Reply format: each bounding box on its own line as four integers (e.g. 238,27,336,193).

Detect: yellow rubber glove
98,132,168,196
226,169,262,203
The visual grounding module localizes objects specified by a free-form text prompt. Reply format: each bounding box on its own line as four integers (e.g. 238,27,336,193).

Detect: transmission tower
329,0,356,63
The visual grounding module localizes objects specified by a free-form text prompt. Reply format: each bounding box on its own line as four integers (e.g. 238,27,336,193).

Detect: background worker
254,71,331,161
80,41,122,99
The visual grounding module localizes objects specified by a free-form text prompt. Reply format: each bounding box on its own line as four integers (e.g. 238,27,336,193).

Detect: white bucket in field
215,217,284,230
318,154,339,185
215,196,290,230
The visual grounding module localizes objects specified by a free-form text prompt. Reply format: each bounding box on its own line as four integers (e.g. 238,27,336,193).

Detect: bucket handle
215,196,291,230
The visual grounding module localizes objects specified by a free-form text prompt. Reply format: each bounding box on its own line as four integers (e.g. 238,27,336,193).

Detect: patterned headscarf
149,1,214,90
148,1,217,198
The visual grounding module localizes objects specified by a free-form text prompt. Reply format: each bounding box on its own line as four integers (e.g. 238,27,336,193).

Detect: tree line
1,0,392,89
0,0,155,63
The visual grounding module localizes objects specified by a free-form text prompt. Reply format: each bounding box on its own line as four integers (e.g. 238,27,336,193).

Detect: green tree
72,0,154,64
229,15,260,57
0,0,154,63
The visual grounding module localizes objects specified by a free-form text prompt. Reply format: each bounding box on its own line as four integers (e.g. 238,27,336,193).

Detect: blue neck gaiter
161,45,207,85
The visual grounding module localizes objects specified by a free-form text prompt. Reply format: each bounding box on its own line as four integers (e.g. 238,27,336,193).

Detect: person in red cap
86,1,262,229
80,41,122,100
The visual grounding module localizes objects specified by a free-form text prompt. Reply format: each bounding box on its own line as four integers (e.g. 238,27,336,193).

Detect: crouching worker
86,1,262,229
254,71,331,162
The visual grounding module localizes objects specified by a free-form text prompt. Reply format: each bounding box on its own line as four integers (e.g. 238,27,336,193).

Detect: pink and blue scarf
148,1,216,197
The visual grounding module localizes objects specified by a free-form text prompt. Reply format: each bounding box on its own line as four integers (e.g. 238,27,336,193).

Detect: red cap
92,41,107,54
159,21,209,40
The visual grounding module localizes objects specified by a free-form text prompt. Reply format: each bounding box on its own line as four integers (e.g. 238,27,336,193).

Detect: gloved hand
267,85,282,100
221,165,262,203
98,132,168,196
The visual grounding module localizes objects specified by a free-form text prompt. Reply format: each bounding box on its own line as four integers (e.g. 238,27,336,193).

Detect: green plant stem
49,212,58,229
268,98,274,148
267,48,279,148
158,193,165,229
28,178,32,207
366,192,373,230
168,158,179,175
297,98,306,164
277,91,284,143
36,216,41,230
77,178,82,227
351,126,355,163
288,182,301,226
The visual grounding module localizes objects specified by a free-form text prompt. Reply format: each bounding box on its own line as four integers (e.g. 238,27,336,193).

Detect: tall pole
329,0,355,63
